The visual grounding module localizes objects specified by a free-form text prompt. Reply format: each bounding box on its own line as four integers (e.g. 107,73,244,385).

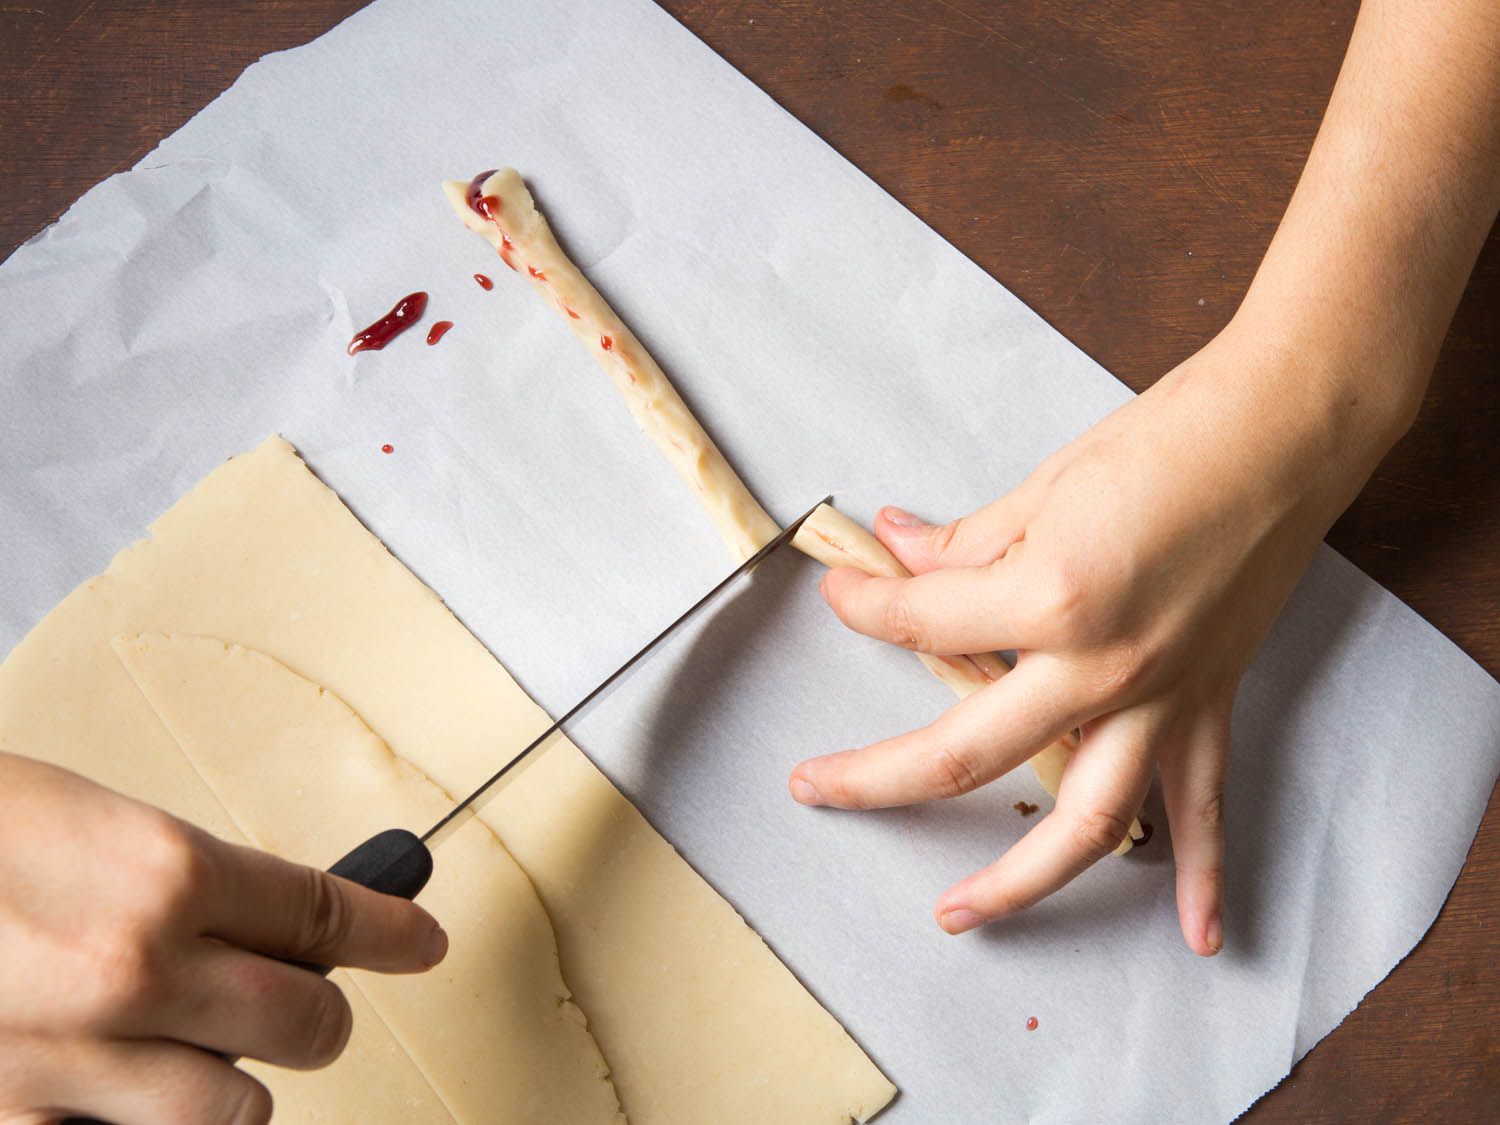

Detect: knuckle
881,594,927,651
1072,807,1132,860
980,885,1029,918
1176,854,1225,888
1199,788,1225,834
1095,641,1153,700
922,744,983,799
820,772,870,811
135,811,213,920
80,814,208,1024
297,869,353,958
293,981,353,1069
225,1079,274,1125
84,927,166,1022
930,518,964,559
1031,569,1087,634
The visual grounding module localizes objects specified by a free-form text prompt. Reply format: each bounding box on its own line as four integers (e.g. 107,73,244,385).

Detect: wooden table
3,1,1495,1118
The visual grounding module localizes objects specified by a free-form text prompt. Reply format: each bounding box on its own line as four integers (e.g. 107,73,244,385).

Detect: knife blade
317,495,831,912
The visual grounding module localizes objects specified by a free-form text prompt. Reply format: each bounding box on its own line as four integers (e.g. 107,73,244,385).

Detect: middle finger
149,941,353,1069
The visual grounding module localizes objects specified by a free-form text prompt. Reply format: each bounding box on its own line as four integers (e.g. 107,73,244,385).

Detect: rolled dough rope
442,169,1141,850
444,170,778,562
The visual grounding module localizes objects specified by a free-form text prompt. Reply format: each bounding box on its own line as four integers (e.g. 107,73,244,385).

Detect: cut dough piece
442,169,1142,846
0,437,895,1122
480,723,895,1124
112,633,622,1124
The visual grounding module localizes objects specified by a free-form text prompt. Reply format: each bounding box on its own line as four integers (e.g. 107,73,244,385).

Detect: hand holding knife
47,497,824,1124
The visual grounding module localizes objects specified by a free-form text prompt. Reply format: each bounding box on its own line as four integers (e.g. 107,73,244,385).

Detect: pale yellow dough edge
114,634,624,1124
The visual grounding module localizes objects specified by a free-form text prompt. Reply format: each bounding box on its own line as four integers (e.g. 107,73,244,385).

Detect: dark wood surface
3,1,1496,1119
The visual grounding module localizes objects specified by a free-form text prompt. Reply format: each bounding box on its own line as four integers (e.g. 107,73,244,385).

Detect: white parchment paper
3,2,1497,1121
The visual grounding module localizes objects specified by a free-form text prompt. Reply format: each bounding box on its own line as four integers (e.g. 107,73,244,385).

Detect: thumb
874,492,1031,576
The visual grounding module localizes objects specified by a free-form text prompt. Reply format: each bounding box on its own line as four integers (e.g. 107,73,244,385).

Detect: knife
316,495,831,919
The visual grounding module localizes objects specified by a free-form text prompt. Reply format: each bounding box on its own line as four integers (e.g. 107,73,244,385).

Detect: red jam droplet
426,320,454,346
348,292,428,355
465,169,500,220
473,273,494,291
1026,1017,1038,1031
564,305,581,319
499,235,519,271
527,266,547,281
381,444,394,455
601,335,614,351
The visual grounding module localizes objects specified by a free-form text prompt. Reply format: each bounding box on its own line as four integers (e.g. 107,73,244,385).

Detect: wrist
1161,313,1416,539
1239,252,1428,415
1220,297,1423,466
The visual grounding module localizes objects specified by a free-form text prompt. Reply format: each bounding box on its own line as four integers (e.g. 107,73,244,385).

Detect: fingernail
790,777,824,806
1205,918,1223,955
424,925,449,967
883,506,925,529
940,908,985,934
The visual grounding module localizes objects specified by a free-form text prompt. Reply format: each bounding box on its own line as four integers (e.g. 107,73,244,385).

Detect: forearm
1229,0,1500,485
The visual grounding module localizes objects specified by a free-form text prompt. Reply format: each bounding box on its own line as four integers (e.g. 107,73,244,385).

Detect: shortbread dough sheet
0,437,894,1123
113,632,625,1122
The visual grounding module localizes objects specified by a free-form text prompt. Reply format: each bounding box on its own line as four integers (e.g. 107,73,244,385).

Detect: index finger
201,837,447,973
821,561,1032,656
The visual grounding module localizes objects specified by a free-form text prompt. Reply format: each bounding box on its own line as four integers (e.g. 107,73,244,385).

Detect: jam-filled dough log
442,169,1142,848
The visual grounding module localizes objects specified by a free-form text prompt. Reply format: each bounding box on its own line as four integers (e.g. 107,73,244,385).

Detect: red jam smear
426,320,454,346
465,169,501,221
473,273,493,290
563,305,581,319
528,266,547,281
348,292,428,355
465,170,518,269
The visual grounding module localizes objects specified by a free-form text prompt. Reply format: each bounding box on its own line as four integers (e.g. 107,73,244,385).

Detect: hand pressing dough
112,634,622,1124
443,169,1140,848
0,437,895,1123
792,474,1137,852
793,504,1069,804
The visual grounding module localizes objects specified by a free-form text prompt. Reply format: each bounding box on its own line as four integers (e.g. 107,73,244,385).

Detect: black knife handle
61,829,433,1125
328,827,434,909
288,827,434,977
